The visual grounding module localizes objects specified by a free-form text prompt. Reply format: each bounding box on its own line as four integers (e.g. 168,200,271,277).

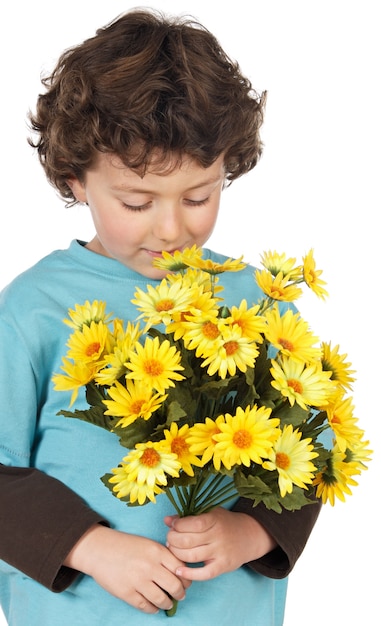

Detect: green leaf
165,400,188,423
253,493,283,513
113,417,156,449
167,473,197,488
165,384,196,418
195,377,234,397
275,487,317,511
101,472,114,491
275,402,309,427
57,406,116,431
85,381,107,407
235,472,274,497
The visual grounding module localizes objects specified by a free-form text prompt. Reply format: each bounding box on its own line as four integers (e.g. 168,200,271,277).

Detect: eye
122,201,151,212
184,197,210,207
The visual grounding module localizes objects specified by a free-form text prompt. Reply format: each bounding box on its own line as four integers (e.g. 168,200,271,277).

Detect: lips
145,248,183,257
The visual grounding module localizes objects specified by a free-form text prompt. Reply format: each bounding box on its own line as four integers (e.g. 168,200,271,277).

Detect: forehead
91,151,225,183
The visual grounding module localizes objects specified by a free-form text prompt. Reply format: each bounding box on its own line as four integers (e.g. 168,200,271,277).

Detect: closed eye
184,197,210,207
122,202,151,212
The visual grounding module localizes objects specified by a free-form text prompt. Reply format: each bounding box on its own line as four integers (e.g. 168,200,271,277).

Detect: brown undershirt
0,464,321,591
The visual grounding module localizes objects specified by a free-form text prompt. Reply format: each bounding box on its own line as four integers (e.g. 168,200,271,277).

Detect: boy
0,9,320,625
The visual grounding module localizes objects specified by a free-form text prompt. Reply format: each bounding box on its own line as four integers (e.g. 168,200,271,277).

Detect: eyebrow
110,176,223,194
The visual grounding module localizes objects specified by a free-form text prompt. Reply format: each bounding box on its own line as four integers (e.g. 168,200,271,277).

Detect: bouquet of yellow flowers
53,247,371,519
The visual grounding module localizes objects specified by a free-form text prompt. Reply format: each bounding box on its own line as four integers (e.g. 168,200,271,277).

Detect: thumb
163,514,179,528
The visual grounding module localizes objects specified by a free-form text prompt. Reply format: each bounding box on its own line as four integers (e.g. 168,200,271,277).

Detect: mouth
145,247,183,257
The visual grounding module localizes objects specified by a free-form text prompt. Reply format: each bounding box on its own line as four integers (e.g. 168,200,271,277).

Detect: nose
153,204,183,243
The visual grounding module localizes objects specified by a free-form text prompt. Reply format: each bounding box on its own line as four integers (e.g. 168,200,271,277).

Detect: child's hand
164,507,277,581
64,524,191,614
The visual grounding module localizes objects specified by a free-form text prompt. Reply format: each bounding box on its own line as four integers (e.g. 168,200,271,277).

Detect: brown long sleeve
232,496,322,578
0,464,321,591
0,464,108,591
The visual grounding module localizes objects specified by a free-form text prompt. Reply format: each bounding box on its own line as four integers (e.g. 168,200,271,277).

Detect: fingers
124,564,188,614
135,581,180,614
167,513,212,532
175,562,218,582
166,513,214,556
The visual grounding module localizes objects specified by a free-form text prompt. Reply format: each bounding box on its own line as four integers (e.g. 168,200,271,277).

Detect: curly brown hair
29,9,266,204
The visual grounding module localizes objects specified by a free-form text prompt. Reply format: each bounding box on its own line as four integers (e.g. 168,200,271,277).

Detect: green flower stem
193,482,238,514
166,473,238,517
182,470,211,514
166,599,178,617
174,484,190,512
193,492,238,515
165,488,184,517
193,473,229,506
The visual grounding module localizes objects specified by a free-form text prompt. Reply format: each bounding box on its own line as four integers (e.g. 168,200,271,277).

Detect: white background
1,1,379,624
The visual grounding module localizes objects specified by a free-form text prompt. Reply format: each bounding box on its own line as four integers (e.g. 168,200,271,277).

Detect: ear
67,177,87,203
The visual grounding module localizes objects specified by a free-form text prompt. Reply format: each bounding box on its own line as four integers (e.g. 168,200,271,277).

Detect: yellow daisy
161,423,203,476
66,320,113,364
187,416,226,468
152,245,203,272
265,306,321,363
103,379,167,428
255,270,303,302
108,442,181,505
132,278,198,328
166,288,219,341
321,342,356,391
325,394,362,452
52,358,99,406
213,405,280,470
64,300,112,330
262,425,318,497
344,436,373,470
260,251,301,279
169,266,225,298
181,312,222,356
188,255,246,275
95,321,143,386
270,357,335,410
225,300,267,342
126,336,185,394
200,326,260,379
302,249,328,300
313,446,358,505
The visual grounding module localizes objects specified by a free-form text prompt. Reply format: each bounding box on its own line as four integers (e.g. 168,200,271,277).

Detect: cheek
197,205,220,233
93,209,141,242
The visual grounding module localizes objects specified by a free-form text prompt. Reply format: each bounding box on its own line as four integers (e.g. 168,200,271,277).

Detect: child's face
70,152,225,278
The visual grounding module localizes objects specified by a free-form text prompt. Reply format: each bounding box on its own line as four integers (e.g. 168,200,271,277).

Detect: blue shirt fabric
0,240,287,626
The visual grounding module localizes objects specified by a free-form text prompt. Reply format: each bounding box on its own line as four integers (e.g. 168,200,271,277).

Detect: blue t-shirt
0,240,287,626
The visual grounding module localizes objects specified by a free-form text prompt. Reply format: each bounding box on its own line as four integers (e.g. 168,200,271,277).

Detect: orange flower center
130,399,145,414
143,359,164,376
171,437,189,457
269,287,286,298
276,452,290,470
331,413,341,425
86,342,101,357
306,269,316,284
211,425,223,441
141,448,160,467
156,299,175,312
287,378,303,394
279,337,294,351
224,340,239,356
234,319,246,332
202,321,220,339
233,429,252,449
180,310,191,322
